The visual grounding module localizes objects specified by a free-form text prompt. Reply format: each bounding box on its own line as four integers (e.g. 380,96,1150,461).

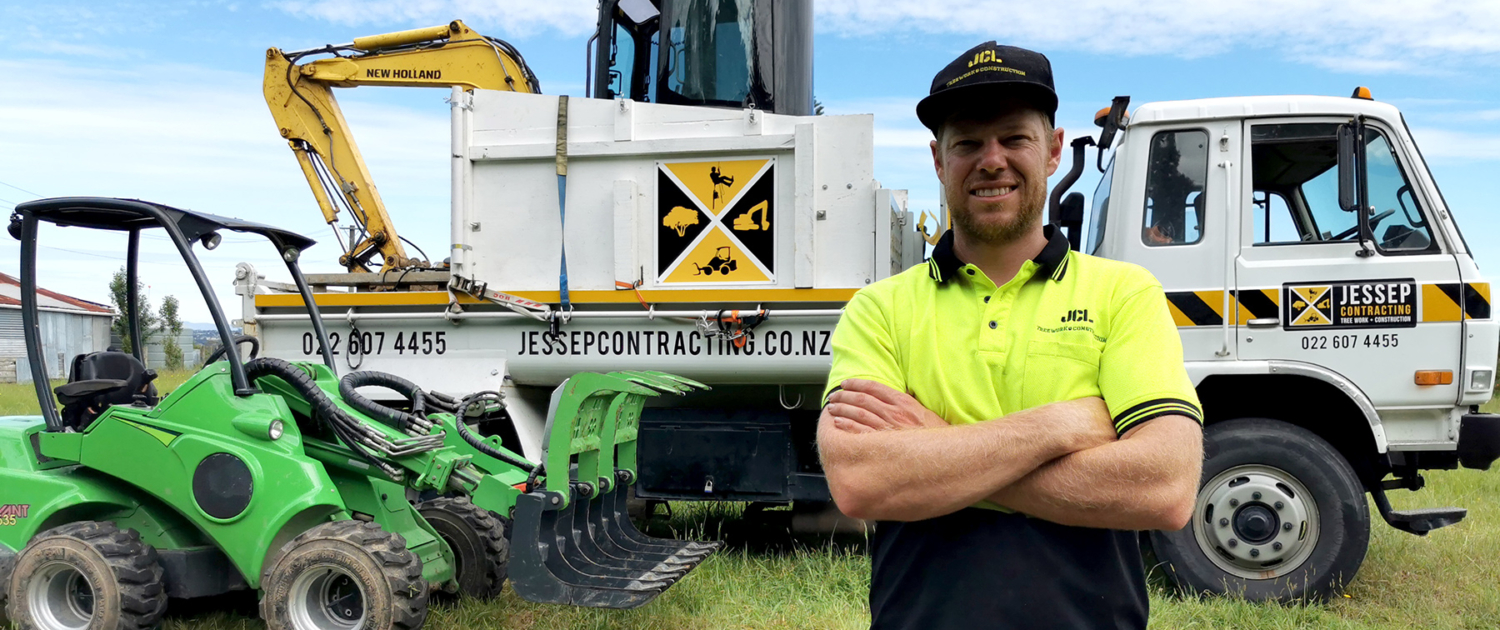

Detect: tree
109,267,160,356
159,296,183,369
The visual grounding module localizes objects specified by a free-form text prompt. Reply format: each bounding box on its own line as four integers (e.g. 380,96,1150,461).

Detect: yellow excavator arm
264,20,539,272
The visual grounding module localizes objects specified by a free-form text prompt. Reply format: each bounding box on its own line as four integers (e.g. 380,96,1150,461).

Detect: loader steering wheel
1332,208,1395,241
204,335,260,365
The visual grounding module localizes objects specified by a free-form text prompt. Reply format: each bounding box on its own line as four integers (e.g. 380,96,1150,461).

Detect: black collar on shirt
927,224,1071,284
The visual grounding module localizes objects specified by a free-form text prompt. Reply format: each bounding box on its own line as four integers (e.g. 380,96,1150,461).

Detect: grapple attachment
509,371,720,609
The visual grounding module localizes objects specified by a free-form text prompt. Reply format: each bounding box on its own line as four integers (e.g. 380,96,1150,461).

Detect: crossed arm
817,378,1202,530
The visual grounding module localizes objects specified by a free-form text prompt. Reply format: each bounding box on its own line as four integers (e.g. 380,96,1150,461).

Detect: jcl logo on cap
968,50,1001,68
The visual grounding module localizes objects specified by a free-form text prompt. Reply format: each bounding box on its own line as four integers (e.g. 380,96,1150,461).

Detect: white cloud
1406,127,1500,161
271,0,598,37
815,0,1500,74
0,57,454,321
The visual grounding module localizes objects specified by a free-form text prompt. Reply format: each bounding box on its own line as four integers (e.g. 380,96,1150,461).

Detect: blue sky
2,0,1498,322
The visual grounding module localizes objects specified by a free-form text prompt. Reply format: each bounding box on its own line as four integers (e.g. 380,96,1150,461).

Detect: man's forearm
986,416,1203,530
819,398,1113,522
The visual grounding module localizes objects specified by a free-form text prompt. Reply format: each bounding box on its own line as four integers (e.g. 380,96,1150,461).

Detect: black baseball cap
916,42,1058,133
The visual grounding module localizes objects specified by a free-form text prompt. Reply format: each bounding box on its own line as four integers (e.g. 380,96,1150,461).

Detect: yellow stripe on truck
1422,284,1464,322
256,288,860,308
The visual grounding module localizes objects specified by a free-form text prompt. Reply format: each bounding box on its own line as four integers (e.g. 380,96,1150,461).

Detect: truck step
1370,484,1466,536
1383,507,1467,535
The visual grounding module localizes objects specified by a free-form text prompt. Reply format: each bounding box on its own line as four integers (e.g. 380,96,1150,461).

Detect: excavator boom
264,20,538,272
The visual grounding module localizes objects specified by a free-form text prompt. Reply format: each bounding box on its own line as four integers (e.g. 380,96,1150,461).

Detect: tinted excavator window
660,0,756,108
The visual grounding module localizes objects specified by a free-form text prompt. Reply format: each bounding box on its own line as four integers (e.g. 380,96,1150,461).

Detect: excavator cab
591,0,814,116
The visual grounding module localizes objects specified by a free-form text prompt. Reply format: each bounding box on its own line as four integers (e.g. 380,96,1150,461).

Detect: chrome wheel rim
1192,464,1319,580
27,562,94,630
288,565,366,630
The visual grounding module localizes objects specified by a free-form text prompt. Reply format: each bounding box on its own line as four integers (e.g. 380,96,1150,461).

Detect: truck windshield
659,0,755,107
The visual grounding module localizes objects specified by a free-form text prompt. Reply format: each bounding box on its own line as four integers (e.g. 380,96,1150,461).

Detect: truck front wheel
1149,418,1369,601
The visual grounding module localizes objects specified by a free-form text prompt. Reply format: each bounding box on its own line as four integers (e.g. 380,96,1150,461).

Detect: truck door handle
1247,318,1279,328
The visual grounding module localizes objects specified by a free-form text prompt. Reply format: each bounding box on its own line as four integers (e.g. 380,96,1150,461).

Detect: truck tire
416,497,508,599
260,521,427,630
5,521,168,630
1149,418,1369,601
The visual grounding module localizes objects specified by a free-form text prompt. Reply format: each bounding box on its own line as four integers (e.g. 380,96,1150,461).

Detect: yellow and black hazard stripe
1113,397,1204,436
1166,282,1491,327
1165,289,1280,327
1421,282,1490,322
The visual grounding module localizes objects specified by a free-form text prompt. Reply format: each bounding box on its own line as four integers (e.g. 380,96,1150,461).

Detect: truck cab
1078,91,1500,599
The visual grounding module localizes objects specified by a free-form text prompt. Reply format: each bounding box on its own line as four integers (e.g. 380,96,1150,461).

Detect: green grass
0,369,197,416
3,377,1498,628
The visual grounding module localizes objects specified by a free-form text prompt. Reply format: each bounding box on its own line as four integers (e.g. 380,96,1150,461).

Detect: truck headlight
1471,369,1493,392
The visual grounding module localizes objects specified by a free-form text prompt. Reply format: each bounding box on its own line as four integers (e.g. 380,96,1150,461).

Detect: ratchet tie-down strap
555,95,572,318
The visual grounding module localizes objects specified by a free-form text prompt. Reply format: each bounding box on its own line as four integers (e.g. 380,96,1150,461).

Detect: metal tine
553,489,687,579
508,493,667,610
610,371,687,395
632,370,711,391
582,483,703,561
601,481,720,556
585,385,708,559
613,370,710,394
543,495,679,589
546,377,699,582
592,482,715,562
591,378,720,557
569,490,695,578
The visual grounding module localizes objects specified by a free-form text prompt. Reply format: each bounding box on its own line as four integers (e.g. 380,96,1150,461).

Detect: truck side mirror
1059,193,1085,251
1337,122,1359,212
1094,96,1131,173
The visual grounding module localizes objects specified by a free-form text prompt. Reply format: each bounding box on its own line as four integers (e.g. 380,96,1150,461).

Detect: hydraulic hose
338,370,432,433
454,391,536,472
246,357,404,480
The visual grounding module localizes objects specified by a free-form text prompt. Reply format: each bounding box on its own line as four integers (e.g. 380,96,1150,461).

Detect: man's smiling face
931,100,1064,245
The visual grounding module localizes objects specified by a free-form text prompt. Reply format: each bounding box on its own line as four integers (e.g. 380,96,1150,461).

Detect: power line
0,179,44,199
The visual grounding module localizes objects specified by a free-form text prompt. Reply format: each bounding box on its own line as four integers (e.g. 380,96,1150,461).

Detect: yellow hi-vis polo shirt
825,225,1202,439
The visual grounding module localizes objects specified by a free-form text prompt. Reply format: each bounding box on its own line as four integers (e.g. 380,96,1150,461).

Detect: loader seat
53,351,158,431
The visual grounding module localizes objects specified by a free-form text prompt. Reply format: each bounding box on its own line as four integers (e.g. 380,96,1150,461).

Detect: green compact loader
0,198,719,630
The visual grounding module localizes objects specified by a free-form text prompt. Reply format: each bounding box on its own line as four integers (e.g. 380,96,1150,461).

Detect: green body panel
0,417,210,557
37,368,351,588
325,471,454,588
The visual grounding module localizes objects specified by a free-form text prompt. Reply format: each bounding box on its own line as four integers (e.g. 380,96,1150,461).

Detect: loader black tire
1149,418,1369,602
260,521,427,630
5,521,168,630
417,497,509,599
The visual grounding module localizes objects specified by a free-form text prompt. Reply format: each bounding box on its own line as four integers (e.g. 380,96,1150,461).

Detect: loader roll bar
10,197,336,407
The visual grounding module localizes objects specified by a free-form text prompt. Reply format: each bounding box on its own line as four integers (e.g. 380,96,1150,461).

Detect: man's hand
825,379,947,433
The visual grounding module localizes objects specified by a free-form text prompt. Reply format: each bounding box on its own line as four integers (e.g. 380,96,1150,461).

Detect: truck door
1235,117,1463,414
1117,121,1241,363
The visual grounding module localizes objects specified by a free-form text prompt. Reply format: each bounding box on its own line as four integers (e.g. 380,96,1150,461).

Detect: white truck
238,1,1500,603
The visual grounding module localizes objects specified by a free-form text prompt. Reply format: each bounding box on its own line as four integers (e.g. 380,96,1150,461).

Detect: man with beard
817,43,1204,630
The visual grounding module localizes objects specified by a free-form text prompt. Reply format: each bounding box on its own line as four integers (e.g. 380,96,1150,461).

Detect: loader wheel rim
289,565,366,630
28,562,94,630
1193,464,1319,580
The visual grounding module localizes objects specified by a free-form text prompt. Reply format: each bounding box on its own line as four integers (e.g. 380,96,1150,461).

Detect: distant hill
189,323,241,346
